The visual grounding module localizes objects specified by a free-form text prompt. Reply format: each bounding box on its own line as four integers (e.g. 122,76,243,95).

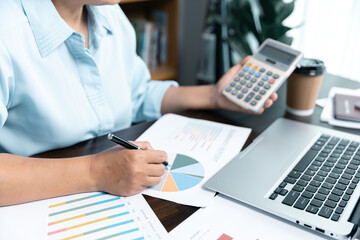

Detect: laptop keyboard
269,134,360,222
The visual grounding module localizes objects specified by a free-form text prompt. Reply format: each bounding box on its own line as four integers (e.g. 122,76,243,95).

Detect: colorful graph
151,154,205,192
47,192,164,240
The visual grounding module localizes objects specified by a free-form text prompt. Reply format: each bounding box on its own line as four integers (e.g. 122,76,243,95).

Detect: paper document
0,199,48,240
169,194,326,240
0,193,167,240
47,192,167,240
315,98,327,108
320,87,360,129
137,113,251,207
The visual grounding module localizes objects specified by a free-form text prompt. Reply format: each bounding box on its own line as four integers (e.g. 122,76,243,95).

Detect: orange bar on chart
161,173,179,192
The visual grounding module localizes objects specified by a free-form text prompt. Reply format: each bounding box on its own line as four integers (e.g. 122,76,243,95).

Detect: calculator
223,38,303,112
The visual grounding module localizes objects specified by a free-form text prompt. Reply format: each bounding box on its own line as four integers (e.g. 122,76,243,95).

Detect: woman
0,0,277,206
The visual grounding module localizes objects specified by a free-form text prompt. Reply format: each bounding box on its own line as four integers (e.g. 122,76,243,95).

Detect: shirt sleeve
130,55,178,123
0,41,14,128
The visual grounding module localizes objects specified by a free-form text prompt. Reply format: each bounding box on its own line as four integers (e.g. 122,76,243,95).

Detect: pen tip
107,133,113,140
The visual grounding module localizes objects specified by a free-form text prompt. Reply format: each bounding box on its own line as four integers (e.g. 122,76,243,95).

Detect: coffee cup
286,58,326,116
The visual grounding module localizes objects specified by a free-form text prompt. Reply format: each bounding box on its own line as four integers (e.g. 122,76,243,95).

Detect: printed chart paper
169,194,327,240
137,114,251,207
0,199,48,240
47,192,167,240
150,153,205,193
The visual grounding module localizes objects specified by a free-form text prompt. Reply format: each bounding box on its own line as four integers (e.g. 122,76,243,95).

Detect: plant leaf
262,24,292,40
276,1,295,23
259,0,276,23
276,34,294,45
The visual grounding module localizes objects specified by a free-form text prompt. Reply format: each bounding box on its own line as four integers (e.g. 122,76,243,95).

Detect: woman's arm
0,141,166,206
0,153,94,206
161,57,278,115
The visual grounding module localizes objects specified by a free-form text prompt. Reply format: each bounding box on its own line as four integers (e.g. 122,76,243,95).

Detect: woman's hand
214,56,278,114
90,141,167,196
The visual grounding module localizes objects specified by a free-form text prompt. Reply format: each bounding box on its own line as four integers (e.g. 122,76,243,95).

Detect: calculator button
242,88,248,94
240,80,247,85
236,85,242,90
234,77,240,82
254,65,259,71
230,82,236,87
244,75,251,80
245,92,255,102
251,78,257,83
273,74,279,79
259,68,266,73
239,72,245,77
246,83,253,88
262,76,269,81
251,100,257,106
260,90,267,95
258,81,264,87
237,93,244,99
243,67,249,72
255,72,261,78
268,79,275,84
253,87,260,92
255,95,262,101
266,71,273,76
231,90,238,95
249,69,255,75
225,87,232,92
264,84,271,90
246,63,253,67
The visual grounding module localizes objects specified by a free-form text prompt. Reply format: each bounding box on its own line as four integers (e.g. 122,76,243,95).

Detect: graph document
137,114,251,207
47,192,167,240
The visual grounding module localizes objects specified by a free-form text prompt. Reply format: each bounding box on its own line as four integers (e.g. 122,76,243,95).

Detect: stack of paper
0,114,252,239
317,87,360,129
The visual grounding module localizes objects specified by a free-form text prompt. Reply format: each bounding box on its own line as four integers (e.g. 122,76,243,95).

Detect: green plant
211,0,296,59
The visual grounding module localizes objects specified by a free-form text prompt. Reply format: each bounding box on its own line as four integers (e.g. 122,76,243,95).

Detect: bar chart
47,192,166,240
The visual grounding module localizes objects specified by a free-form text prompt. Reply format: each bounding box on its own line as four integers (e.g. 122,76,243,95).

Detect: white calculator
223,38,303,112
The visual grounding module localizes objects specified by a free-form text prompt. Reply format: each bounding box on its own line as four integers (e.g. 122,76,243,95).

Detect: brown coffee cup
286,58,326,116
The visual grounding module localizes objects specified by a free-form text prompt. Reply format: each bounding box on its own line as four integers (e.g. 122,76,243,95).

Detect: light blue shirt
0,0,178,156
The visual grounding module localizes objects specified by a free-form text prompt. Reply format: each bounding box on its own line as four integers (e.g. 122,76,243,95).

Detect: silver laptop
205,118,360,239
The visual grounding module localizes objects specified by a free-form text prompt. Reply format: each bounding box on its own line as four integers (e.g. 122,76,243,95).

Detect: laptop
205,118,360,239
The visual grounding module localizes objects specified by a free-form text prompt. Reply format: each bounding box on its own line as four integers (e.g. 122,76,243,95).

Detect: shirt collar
86,5,113,51
87,5,113,38
20,0,113,58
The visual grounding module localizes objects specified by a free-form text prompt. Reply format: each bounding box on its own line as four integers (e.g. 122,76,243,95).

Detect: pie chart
150,153,205,192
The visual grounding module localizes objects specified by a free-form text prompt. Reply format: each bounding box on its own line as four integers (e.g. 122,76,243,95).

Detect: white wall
284,0,360,82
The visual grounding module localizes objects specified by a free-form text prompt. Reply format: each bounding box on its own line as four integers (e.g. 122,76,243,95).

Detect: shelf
121,0,153,3
120,0,179,81
150,65,177,80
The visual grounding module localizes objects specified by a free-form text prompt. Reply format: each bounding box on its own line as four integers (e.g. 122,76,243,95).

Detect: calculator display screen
259,45,296,65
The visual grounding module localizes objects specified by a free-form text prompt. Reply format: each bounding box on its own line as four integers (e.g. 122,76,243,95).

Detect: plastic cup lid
294,58,326,76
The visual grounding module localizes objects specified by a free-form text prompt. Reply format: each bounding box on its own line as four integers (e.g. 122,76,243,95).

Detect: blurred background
180,0,360,85
120,0,360,85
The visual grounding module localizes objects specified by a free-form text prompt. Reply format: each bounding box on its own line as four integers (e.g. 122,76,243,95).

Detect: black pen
107,133,169,167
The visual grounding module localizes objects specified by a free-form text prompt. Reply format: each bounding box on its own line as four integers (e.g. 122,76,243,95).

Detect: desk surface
36,73,360,232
